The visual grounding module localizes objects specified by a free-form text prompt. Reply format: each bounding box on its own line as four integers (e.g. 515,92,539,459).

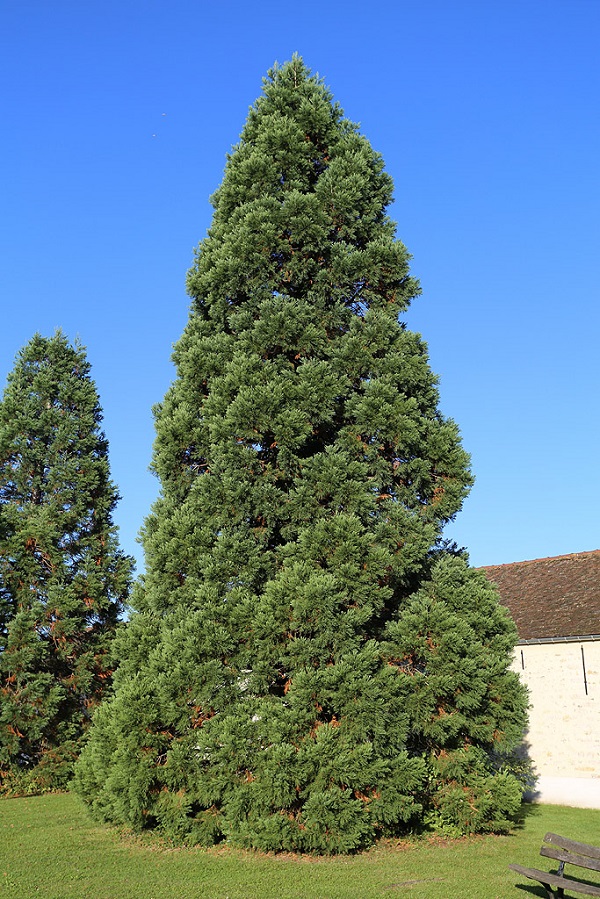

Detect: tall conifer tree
0,332,132,792
75,58,528,850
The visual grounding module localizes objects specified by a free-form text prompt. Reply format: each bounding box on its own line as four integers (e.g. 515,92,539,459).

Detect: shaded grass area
1,793,600,898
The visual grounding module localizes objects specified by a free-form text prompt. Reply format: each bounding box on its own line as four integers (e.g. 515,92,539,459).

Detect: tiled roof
481,550,600,641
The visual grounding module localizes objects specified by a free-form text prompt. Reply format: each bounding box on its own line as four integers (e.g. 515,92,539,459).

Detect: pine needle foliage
0,332,132,793
74,58,528,851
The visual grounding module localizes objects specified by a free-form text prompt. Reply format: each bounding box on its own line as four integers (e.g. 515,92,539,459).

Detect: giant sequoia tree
0,332,132,792
74,58,528,850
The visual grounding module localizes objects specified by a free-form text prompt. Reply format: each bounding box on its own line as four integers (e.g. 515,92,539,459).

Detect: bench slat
545,833,600,862
541,846,600,874
509,863,600,897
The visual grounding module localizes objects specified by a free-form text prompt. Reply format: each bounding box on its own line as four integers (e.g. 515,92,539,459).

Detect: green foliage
0,332,133,793
74,57,528,850
385,557,530,834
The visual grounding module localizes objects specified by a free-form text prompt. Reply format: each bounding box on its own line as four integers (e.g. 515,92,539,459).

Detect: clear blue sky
2,0,599,572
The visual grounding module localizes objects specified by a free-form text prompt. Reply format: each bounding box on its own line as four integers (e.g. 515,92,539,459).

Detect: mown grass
1,793,600,898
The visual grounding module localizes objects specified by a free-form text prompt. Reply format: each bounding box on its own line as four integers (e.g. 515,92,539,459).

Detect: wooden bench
510,832,600,897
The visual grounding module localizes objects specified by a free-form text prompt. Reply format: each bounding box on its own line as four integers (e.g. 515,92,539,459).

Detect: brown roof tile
481,550,600,641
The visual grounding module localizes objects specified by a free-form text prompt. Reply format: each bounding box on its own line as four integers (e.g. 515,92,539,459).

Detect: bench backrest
541,833,600,875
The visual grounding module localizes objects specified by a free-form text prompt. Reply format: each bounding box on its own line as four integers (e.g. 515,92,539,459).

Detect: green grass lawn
2,793,600,899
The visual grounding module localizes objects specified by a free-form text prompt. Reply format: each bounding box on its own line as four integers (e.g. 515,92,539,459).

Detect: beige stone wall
512,640,600,804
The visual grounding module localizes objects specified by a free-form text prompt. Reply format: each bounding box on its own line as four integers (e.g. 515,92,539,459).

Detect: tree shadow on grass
512,801,544,830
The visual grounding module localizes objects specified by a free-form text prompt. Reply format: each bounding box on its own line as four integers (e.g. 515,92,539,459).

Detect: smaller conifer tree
0,332,132,792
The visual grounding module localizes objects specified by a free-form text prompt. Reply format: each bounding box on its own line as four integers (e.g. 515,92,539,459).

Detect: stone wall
512,639,600,808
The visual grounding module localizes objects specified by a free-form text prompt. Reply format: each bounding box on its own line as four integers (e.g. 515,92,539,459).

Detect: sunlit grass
2,793,600,898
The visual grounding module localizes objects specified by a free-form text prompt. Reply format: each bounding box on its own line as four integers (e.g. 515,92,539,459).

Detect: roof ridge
480,548,600,570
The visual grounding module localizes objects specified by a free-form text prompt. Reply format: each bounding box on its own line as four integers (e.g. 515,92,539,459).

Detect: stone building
482,550,600,809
